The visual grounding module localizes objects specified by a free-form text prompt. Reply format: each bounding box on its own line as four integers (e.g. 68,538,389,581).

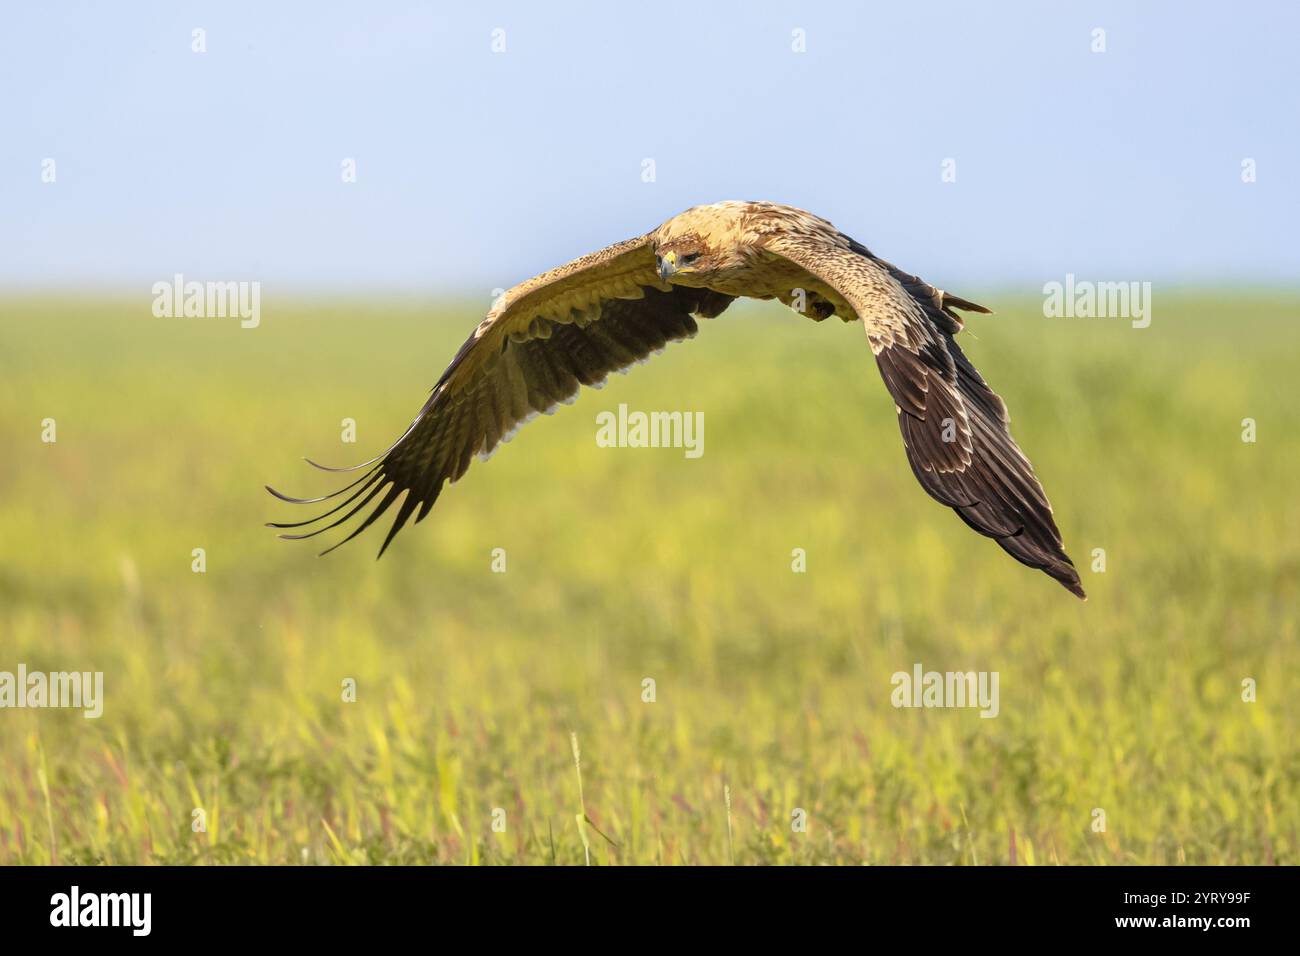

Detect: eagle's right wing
267,234,734,555
762,230,1085,599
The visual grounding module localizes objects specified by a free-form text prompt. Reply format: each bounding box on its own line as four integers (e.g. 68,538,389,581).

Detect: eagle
268,201,1085,598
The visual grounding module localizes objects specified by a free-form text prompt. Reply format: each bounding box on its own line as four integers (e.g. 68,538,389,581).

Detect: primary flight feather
267,200,1085,598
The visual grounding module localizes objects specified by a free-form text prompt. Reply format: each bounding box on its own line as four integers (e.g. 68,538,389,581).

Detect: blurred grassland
0,290,1297,864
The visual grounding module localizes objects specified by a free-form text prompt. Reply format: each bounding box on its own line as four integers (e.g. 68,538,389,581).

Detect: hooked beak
656,250,678,280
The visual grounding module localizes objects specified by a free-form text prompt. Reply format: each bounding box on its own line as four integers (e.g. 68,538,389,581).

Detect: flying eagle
268,201,1084,598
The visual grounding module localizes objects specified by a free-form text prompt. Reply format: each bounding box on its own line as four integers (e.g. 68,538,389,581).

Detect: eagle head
651,201,758,287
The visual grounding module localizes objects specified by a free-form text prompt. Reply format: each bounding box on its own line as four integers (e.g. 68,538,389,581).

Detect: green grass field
0,291,1296,865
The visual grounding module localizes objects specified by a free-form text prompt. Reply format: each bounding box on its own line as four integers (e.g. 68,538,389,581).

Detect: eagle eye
680,252,701,264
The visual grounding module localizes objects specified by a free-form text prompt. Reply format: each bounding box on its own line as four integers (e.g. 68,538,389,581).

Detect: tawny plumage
268,201,1084,598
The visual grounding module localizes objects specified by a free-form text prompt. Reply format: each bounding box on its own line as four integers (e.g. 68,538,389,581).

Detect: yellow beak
657,250,677,280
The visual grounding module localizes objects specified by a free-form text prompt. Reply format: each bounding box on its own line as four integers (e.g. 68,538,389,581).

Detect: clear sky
2,1,1296,293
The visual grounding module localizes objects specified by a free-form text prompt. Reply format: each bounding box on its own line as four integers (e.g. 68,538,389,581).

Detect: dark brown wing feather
844,236,993,331
763,229,1084,598
267,264,733,555
872,320,1084,598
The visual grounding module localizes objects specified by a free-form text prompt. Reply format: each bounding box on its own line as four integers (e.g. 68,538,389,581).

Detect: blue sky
2,1,1296,293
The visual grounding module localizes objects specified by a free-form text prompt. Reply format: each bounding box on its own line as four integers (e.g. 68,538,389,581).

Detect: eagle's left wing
761,230,1085,598
267,234,733,555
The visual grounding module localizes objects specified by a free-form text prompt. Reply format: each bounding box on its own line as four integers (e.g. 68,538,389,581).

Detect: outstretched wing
762,230,1085,598
267,234,734,555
